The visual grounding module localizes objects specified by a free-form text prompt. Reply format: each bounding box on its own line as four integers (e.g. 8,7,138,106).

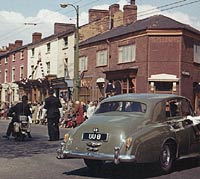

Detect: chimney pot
130,0,135,5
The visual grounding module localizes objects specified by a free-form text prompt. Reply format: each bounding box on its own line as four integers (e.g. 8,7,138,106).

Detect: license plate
82,132,108,141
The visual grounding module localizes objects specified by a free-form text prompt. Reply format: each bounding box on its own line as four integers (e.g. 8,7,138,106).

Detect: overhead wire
77,0,200,27
0,26,29,42
0,0,199,46
0,0,103,46
138,0,188,15
138,0,200,18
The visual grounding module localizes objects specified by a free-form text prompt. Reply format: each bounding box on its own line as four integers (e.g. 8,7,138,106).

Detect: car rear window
95,101,147,114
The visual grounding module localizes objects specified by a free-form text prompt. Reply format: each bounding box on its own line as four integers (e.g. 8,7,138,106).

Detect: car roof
101,93,183,104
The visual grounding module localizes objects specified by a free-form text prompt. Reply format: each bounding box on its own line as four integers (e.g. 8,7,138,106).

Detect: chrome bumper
57,142,136,164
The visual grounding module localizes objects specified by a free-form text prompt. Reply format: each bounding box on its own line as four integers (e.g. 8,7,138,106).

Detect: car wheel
159,143,175,173
84,159,104,170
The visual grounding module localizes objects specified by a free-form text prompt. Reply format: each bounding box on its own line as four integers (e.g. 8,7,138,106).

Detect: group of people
2,87,98,141
60,100,97,128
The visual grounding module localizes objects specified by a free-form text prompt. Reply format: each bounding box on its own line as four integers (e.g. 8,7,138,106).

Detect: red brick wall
79,31,200,104
181,35,200,104
5,48,28,83
148,36,181,76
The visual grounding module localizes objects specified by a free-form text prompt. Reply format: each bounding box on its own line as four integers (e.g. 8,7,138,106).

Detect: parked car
57,93,200,173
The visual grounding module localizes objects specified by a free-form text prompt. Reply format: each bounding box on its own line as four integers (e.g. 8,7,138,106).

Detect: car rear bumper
57,142,136,164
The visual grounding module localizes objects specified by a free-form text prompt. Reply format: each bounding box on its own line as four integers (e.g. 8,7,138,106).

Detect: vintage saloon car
57,94,200,173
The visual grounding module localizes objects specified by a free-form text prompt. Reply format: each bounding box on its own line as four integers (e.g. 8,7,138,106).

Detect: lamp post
60,3,79,101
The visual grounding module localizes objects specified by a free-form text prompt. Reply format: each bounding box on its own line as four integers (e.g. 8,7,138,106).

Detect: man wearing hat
42,87,63,141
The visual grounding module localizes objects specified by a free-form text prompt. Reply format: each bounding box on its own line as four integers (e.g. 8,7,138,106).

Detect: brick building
0,40,28,105
78,3,200,112
0,23,76,104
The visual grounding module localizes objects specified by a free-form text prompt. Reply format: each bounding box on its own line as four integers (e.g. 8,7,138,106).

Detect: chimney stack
32,32,42,44
8,43,15,51
123,2,137,25
15,40,23,48
89,9,109,23
54,23,75,34
109,4,120,17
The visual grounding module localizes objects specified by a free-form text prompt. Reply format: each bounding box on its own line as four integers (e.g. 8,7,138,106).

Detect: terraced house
78,1,200,112
0,40,28,105
0,23,76,104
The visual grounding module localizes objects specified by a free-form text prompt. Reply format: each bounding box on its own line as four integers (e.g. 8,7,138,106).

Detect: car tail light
63,133,70,143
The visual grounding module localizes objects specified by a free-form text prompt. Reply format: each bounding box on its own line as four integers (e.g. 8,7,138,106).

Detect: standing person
3,95,32,139
42,87,63,141
86,101,96,119
74,101,84,126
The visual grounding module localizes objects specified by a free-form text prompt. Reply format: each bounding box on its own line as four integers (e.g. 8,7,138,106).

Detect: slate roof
80,14,200,46
0,26,75,58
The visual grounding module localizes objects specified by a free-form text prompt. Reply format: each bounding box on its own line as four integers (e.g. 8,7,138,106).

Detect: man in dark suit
42,87,63,141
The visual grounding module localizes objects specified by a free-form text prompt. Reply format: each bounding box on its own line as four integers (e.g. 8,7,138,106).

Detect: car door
181,98,200,154
165,98,196,156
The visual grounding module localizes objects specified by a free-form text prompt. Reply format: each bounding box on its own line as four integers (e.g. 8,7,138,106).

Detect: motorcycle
12,115,31,141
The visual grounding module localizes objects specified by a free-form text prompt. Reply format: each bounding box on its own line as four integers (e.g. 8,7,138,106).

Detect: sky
0,0,200,47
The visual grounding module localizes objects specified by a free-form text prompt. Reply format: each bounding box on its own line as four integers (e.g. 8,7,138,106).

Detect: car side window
181,99,193,117
152,102,163,121
165,100,181,118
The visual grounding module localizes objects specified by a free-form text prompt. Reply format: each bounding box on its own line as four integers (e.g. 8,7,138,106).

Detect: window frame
79,56,88,72
118,44,136,64
96,49,108,67
47,43,51,52
11,67,15,82
4,69,8,83
20,65,24,80
194,44,200,63
46,62,50,74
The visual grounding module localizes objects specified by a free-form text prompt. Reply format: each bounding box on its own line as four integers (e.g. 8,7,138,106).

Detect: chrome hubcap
161,146,171,167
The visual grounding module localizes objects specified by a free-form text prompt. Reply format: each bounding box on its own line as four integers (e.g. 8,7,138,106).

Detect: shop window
122,78,136,94
154,82,173,93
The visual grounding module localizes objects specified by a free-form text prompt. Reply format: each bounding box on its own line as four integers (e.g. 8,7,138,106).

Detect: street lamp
60,3,79,101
